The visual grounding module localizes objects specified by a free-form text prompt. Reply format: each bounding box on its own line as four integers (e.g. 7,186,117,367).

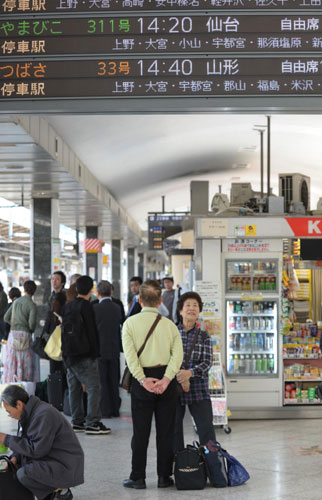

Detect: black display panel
1,15,322,56
1,0,321,13
300,239,322,261
1,56,322,99
148,214,190,250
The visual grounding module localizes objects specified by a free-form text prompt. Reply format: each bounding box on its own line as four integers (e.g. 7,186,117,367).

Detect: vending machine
224,256,281,408
225,258,279,378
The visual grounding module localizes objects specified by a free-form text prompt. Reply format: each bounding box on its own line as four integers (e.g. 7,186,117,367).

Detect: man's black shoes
158,476,174,488
123,478,146,489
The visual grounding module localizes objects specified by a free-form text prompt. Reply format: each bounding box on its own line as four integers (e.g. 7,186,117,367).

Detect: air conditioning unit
279,173,310,213
230,183,254,206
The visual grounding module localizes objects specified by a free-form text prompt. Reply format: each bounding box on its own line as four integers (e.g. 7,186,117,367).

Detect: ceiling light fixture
238,146,257,153
14,232,30,238
232,163,250,169
5,165,24,170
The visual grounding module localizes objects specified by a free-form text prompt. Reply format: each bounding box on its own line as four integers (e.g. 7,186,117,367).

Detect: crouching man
0,385,84,500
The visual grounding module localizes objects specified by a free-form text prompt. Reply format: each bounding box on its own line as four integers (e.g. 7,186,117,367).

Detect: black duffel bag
0,456,34,500
30,331,50,361
174,443,207,490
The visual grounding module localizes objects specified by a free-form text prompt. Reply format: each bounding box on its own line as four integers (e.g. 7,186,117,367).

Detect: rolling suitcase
47,372,64,411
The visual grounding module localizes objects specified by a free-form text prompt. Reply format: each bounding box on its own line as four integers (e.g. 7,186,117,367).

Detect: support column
127,247,135,280
138,252,145,280
85,226,101,282
112,239,123,300
30,197,60,335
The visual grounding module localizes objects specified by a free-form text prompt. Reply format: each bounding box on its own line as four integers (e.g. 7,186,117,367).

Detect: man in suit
93,281,122,418
110,283,125,325
127,276,143,318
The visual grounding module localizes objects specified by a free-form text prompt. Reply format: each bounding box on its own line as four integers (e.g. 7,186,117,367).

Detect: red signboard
285,217,322,237
84,238,103,253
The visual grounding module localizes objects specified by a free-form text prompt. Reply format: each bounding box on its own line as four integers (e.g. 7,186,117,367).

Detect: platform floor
1,390,322,500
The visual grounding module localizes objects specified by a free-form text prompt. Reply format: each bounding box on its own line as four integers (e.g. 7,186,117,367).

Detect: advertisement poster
195,280,221,319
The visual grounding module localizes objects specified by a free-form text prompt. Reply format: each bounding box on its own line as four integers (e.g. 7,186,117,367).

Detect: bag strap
183,328,200,368
11,301,16,329
137,313,162,358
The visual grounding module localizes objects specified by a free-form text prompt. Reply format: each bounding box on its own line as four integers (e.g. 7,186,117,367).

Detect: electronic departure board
148,214,190,250
1,0,322,100
1,0,321,12
2,15,322,55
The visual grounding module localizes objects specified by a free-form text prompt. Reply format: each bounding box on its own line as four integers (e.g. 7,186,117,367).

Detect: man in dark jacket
43,271,67,374
0,384,84,500
127,276,143,317
62,275,110,435
93,281,122,417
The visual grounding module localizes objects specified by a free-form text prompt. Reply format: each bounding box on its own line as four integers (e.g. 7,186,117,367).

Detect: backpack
61,299,90,357
204,440,229,487
174,443,207,490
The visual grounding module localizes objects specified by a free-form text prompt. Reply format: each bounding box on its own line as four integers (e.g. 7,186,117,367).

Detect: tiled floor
1,391,322,500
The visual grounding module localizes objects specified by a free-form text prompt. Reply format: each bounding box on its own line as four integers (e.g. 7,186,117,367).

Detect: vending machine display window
226,259,278,293
226,300,278,377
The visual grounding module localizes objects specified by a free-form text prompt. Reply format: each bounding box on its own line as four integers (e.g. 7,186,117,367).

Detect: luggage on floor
0,455,34,500
174,443,207,490
204,440,249,487
35,380,48,402
218,448,250,486
47,372,64,411
204,440,228,488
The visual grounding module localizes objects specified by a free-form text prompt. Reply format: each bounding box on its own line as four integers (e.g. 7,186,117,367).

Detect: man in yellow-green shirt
122,280,183,490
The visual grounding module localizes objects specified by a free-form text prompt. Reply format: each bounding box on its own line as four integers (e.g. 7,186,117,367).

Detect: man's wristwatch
140,378,146,386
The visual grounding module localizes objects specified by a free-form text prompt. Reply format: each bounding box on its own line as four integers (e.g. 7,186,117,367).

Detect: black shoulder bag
0,455,34,500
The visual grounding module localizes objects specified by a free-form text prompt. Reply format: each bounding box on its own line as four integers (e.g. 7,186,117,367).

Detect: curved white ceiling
46,114,322,229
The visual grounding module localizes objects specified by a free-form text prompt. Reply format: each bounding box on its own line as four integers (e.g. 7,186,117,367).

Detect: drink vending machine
225,258,279,378
226,300,278,376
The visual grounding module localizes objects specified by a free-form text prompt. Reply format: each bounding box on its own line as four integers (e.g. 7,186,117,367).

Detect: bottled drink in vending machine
252,333,257,350
235,316,241,330
239,355,246,374
229,317,235,329
233,334,240,351
229,335,234,349
246,333,251,351
240,334,245,351
262,355,268,373
229,355,234,372
233,355,239,373
268,355,274,373
256,355,262,374
245,355,251,374
257,333,264,351
235,301,242,313
251,354,257,374
265,334,270,351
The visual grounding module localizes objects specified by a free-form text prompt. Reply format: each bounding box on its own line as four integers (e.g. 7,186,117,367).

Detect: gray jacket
4,295,37,333
5,396,84,489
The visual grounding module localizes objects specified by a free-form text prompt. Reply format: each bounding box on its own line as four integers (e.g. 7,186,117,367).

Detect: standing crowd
0,273,216,500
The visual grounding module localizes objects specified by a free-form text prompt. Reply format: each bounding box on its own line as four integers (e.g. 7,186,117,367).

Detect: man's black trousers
98,358,121,417
130,366,177,480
